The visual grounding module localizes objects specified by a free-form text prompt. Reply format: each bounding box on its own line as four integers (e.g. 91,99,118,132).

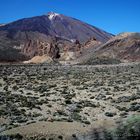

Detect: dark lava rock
105,112,116,117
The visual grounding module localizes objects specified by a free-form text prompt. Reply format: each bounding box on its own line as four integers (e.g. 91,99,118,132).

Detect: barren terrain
0,63,140,139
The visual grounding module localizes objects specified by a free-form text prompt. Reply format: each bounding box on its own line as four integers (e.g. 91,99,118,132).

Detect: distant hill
0,24,5,27
95,32,140,62
82,32,140,64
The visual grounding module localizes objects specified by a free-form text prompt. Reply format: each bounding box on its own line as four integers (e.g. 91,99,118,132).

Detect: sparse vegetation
81,56,121,65
0,63,140,139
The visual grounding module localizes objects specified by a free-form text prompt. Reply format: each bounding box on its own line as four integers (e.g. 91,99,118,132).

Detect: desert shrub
0,133,23,140
112,115,140,140
81,56,121,65
0,46,26,62
71,112,82,121
80,115,140,140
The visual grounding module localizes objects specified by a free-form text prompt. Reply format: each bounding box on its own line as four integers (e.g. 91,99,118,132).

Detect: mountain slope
0,12,113,43
0,12,113,63
82,32,140,64
97,32,140,62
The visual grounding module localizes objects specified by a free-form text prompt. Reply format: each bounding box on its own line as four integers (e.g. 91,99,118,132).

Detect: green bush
113,115,140,140
83,115,140,140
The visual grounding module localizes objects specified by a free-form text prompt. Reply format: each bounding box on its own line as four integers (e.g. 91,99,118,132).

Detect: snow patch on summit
48,12,60,20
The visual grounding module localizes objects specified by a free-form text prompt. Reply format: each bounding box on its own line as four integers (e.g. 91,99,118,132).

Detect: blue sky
0,0,140,34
